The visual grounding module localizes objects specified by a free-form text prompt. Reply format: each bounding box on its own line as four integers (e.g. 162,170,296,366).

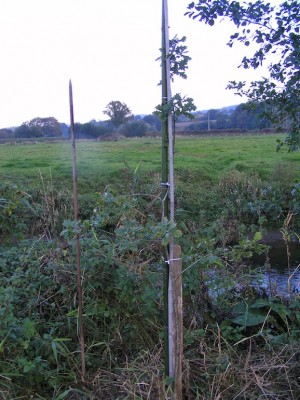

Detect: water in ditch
252,237,300,297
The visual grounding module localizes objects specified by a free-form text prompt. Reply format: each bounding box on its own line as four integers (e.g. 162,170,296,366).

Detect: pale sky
0,0,268,128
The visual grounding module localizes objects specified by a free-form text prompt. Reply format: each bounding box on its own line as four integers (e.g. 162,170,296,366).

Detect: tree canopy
103,101,134,128
185,102,272,131
73,122,113,139
14,117,61,138
118,120,148,137
186,0,300,150
143,114,162,131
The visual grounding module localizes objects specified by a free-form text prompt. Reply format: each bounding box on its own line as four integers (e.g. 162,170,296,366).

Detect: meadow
1,134,300,399
0,134,299,191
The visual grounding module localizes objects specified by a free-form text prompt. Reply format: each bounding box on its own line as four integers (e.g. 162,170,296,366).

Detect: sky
0,0,269,128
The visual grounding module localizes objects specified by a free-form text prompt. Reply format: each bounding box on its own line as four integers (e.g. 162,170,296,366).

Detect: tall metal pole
69,80,86,380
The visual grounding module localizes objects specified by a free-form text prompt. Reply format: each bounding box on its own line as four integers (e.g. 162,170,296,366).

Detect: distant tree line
15,117,62,138
0,101,277,140
185,102,273,132
72,115,162,139
0,114,162,141
0,117,63,140
72,100,162,139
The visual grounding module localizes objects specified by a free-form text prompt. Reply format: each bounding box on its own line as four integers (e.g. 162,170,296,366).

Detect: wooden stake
172,245,183,400
69,80,86,380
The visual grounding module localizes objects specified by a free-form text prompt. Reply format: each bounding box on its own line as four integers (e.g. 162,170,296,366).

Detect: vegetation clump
0,137,300,398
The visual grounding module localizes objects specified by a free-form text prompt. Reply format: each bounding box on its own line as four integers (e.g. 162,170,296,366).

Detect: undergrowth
0,168,300,398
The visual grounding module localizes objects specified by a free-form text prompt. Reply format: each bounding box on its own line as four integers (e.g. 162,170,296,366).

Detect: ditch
252,234,300,296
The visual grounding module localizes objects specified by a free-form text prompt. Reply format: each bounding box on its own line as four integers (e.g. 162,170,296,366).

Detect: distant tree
73,122,113,139
228,102,272,130
143,114,162,131
0,128,14,139
15,117,61,138
60,123,69,138
118,120,147,137
103,101,134,128
15,124,42,138
186,0,300,150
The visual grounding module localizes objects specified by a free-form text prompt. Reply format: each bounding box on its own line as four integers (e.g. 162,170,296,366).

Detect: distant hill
176,102,272,132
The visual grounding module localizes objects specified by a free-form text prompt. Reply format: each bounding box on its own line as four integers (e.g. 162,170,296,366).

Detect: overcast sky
0,0,268,128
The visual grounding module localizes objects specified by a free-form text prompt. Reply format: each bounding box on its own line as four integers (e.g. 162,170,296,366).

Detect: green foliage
15,117,62,138
185,102,274,132
73,121,114,139
168,35,192,81
155,93,196,123
230,297,300,341
0,241,76,396
156,33,196,126
0,128,14,139
103,100,134,128
143,113,162,131
0,137,300,396
118,120,148,137
0,181,32,240
186,0,300,150
157,35,192,82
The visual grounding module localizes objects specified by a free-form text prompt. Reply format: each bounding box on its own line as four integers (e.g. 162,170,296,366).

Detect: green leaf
232,311,267,327
174,229,183,238
23,318,35,339
253,231,262,242
251,298,270,308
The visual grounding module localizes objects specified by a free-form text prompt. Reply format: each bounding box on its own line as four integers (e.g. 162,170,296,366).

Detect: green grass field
0,134,299,190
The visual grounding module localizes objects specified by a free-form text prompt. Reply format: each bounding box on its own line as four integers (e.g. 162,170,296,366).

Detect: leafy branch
186,0,300,150
156,35,196,123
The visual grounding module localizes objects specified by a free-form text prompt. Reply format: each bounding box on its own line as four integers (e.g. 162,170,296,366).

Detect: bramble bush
1,171,300,398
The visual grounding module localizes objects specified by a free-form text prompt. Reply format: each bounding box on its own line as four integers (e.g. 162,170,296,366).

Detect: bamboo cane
162,0,175,380
161,0,170,379
161,2,183,397
69,80,86,380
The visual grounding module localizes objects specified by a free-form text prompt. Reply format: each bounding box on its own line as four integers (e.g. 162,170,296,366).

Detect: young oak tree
155,35,197,129
103,100,134,128
186,0,300,150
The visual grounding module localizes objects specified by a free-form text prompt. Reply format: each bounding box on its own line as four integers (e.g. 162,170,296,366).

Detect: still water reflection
253,240,300,296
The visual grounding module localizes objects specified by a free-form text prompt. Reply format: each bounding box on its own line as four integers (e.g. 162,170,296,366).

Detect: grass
0,135,299,191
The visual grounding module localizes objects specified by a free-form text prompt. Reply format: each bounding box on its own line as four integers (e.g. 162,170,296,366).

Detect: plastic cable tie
165,258,182,264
